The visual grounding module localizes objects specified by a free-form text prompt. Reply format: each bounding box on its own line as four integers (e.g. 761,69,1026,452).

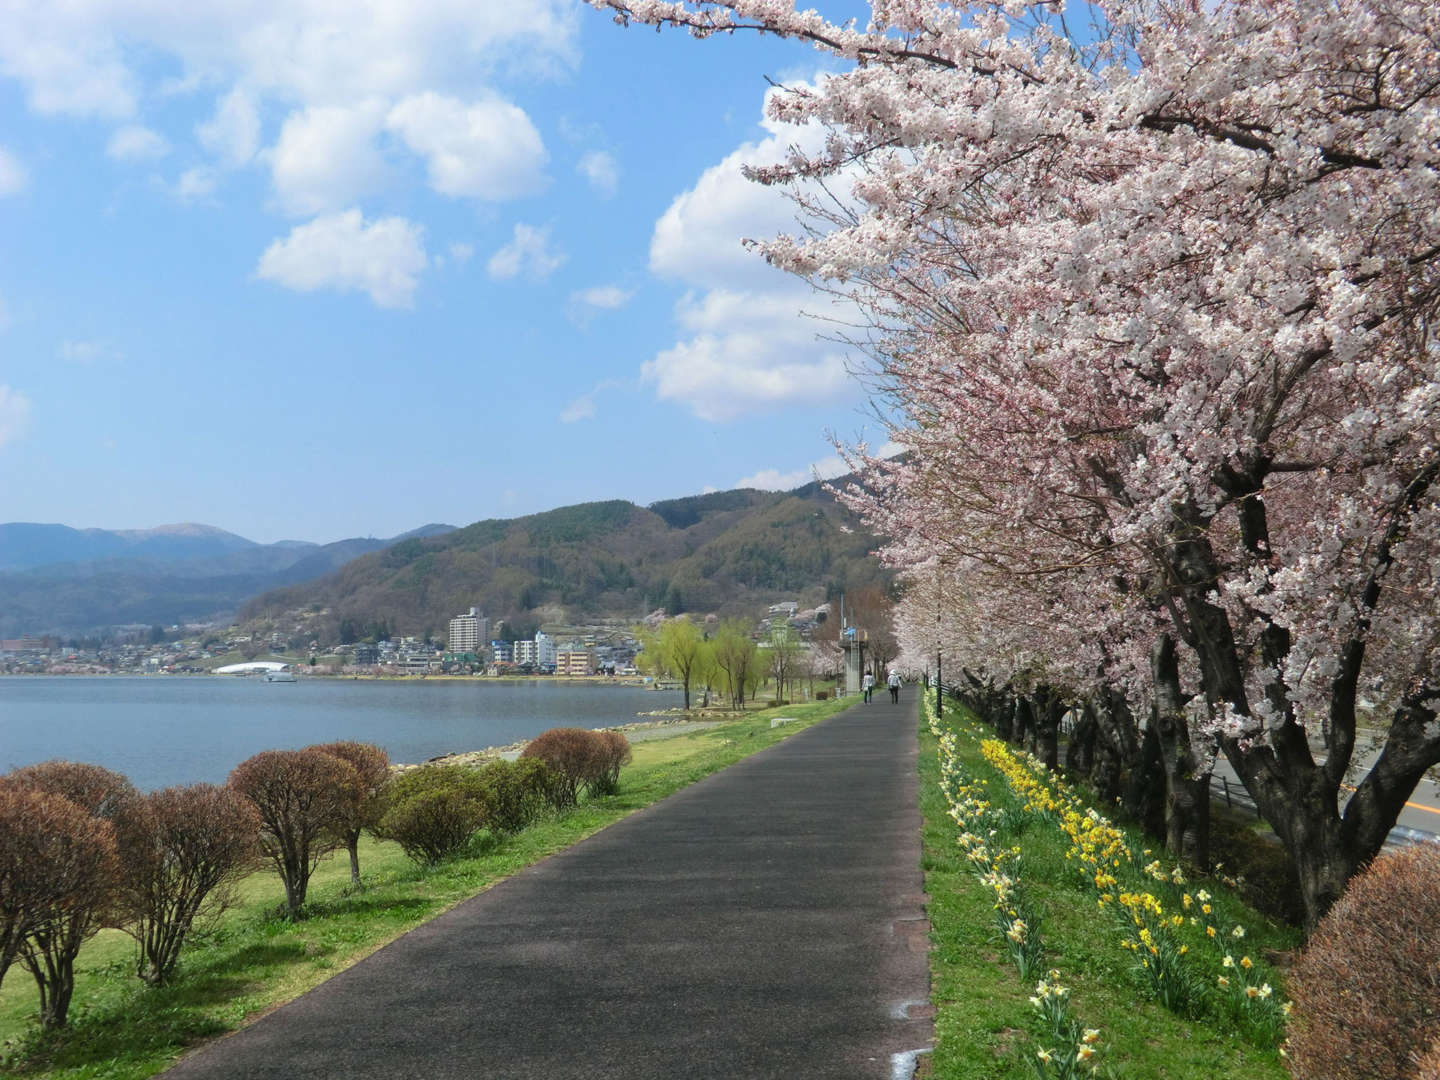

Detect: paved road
165,692,932,1080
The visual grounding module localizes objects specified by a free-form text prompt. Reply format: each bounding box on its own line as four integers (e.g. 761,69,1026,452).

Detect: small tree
711,619,761,710
0,782,121,1028
765,620,803,704
306,741,390,886
228,750,361,919
114,784,260,986
521,728,604,810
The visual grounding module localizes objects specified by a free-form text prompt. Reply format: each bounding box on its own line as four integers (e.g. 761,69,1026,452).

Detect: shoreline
393,712,735,773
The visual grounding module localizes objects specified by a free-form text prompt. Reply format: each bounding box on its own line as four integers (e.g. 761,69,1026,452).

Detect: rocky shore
392,713,729,773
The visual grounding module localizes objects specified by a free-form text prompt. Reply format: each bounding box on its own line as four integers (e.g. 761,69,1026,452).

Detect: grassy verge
0,696,853,1079
920,701,1301,1079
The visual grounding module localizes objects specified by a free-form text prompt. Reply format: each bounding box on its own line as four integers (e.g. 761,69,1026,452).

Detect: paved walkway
165,691,932,1079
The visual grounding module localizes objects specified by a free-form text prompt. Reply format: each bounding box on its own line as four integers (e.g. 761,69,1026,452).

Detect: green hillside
240,485,887,641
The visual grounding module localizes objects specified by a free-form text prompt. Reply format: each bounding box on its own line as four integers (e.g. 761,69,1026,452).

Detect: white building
535,631,557,668
448,608,489,654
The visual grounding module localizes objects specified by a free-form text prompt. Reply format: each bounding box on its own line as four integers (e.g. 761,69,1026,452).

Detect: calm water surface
0,677,682,790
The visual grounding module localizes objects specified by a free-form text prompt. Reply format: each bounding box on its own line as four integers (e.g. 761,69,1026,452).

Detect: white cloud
106,125,168,161
0,3,578,120
449,242,474,265
0,147,28,195
198,88,260,167
175,166,218,201
577,150,618,197
641,81,863,422
386,92,547,201
734,442,901,491
267,102,388,216
566,283,633,325
643,329,851,423
486,223,565,282
0,385,32,448
255,209,428,309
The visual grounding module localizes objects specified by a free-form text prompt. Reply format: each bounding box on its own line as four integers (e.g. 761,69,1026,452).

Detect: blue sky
0,0,891,544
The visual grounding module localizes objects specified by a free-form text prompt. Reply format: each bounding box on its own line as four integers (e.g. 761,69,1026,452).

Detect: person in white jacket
862,671,875,703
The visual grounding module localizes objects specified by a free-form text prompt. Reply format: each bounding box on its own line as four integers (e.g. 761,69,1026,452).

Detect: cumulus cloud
577,150,618,197
642,81,863,422
0,147,28,195
449,242,474,264
0,3,578,120
486,223,565,282
106,125,168,161
0,385,32,448
267,102,389,216
197,88,260,167
255,209,428,309
386,92,547,201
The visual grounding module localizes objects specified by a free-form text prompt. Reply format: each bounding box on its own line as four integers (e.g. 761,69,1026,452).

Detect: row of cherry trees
595,0,1440,927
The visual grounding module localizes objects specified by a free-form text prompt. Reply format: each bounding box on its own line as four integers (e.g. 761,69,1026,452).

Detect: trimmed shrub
585,731,632,798
0,778,122,1028
375,766,489,865
521,728,605,811
5,760,136,820
1285,844,1440,1080
228,750,362,919
114,784,260,986
305,741,390,885
474,758,548,834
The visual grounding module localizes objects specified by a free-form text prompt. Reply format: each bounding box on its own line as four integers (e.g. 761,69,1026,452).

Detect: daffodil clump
1028,973,1109,1080
927,696,1109,1077
973,728,1291,1047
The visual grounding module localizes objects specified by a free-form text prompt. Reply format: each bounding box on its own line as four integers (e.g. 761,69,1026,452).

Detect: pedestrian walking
862,671,875,703
887,670,901,703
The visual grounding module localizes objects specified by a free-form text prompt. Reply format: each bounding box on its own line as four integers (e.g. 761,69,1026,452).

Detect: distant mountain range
0,522,457,636
241,482,889,644
2,480,890,640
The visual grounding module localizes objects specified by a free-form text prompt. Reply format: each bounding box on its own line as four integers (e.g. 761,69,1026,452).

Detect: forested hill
241,483,889,640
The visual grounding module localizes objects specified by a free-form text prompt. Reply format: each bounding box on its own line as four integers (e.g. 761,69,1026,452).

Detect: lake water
0,676,682,791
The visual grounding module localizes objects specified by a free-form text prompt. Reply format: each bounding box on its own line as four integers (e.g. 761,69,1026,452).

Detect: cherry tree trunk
1151,635,1210,870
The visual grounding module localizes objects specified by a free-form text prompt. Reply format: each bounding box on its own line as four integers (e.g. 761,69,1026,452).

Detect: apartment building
448,608,489,654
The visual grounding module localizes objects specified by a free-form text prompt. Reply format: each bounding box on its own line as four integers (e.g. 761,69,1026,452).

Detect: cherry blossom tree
594,0,1440,926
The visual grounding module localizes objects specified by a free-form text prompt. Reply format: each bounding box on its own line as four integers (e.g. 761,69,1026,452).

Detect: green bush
374,766,488,865
474,758,548,834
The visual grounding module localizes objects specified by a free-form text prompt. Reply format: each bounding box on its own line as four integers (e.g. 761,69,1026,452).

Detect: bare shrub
114,784,260,985
1414,1037,1440,1080
228,750,361,919
1286,844,1440,1080
0,781,121,1028
585,731,632,798
521,728,604,810
306,741,390,885
5,760,136,820
374,766,488,865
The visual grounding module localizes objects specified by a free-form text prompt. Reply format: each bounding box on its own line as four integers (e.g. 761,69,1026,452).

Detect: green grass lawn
0,696,852,1079
919,702,1301,1079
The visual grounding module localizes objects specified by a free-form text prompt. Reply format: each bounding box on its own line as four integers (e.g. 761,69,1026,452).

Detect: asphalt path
164,691,933,1080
